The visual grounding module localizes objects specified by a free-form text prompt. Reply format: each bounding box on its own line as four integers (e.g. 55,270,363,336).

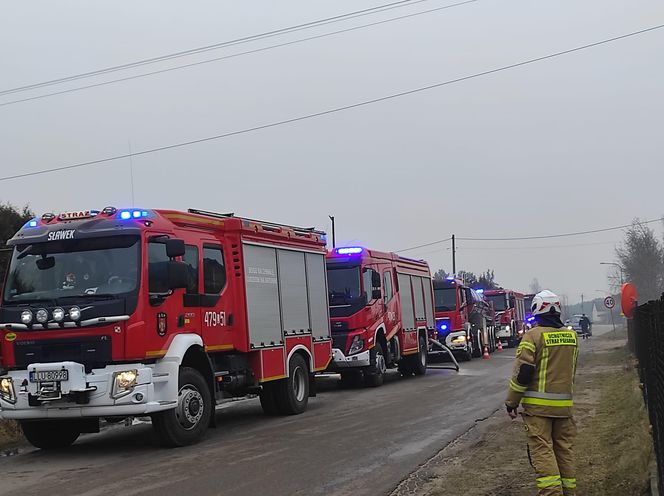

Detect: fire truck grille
14,336,112,373
331,333,348,352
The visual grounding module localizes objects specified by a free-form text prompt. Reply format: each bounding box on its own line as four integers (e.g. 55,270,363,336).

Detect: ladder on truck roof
188,208,326,236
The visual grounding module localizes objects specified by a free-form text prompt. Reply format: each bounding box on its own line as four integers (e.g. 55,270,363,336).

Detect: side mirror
167,260,189,290
166,239,186,258
372,289,382,300
36,256,55,270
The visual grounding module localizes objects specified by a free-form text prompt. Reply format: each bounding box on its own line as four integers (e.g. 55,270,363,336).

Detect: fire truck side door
382,268,399,338
199,243,233,350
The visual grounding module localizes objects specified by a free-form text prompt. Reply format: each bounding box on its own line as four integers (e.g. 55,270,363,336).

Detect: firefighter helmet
531,290,562,315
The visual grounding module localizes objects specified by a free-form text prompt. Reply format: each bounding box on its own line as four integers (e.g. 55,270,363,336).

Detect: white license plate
30,370,69,382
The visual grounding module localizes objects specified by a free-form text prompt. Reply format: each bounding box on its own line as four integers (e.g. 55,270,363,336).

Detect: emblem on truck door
157,313,167,336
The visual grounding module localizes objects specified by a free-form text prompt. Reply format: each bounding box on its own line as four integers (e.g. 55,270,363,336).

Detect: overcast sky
1,0,663,304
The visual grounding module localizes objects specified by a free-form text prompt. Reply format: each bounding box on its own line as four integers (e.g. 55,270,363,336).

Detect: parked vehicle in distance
326,247,433,387
484,289,526,347
0,207,332,449
431,278,495,361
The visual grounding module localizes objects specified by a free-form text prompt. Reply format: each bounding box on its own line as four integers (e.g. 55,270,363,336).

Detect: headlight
567,325,573,330
0,377,16,403
504,325,511,331
69,306,81,321
348,335,365,355
52,307,65,322
20,310,33,325
36,308,49,324
451,335,467,344
112,369,138,398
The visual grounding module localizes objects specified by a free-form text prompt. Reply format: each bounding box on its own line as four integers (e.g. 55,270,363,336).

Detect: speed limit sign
604,296,616,309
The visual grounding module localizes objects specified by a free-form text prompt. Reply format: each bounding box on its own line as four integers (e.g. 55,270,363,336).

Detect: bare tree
529,277,542,294
616,219,664,302
0,203,34,278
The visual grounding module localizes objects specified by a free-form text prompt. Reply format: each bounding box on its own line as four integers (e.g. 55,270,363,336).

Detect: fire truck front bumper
328,348,371,370
0,361,179,420
445,331,470,352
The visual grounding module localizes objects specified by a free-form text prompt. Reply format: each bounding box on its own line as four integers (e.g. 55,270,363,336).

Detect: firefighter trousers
523,414,577,496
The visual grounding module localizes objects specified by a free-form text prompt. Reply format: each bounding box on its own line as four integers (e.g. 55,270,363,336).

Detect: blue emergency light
336,247,363,255
26,220,38,228
118,210,149,220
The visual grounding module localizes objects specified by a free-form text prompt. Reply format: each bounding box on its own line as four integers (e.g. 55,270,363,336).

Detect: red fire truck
0,207,332,449
431,278,495,361
326,247,433,387
484,289,526,347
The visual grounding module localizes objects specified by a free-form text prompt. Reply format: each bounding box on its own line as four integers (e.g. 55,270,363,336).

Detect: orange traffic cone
482,345,490,359
497,340,504,352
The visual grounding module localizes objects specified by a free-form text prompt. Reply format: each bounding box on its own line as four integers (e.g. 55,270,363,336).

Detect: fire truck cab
0,207,332,449
326,247,434,387
431,278,495,361
484,289,526,347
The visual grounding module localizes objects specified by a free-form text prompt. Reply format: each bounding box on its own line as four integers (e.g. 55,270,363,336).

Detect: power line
396,238,452,253
0,0,439,97
0,0,478,108
395,218,663,254
2,23,663,183
458,218,663,241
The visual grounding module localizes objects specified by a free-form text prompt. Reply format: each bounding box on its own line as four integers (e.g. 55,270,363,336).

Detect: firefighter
505,290,578,496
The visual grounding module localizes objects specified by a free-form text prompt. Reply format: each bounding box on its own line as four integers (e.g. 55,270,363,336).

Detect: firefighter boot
553,417,577,495
523,415,563,496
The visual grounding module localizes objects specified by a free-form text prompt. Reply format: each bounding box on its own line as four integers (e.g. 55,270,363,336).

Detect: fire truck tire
472,329,483,358
20,420,81,449
152,367,212,447
259,383,280,416
364,342,386,387
275,354,309,415
411,334,428,375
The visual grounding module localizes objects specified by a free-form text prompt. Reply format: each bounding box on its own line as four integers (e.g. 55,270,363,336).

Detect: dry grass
0,419,25,450
397,329,654,496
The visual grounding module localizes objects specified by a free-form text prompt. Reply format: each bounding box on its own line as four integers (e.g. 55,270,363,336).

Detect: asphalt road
0,351,518,496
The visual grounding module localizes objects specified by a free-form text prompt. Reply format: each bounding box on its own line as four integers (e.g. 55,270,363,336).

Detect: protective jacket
505,325,578,418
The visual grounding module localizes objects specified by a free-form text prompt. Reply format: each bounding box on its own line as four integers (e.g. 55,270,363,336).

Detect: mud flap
308,374,317,397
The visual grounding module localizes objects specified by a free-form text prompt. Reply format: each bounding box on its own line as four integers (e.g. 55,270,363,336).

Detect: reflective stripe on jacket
505,325,578,417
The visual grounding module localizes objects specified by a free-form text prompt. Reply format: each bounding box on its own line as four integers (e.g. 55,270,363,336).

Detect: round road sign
604,296,616,309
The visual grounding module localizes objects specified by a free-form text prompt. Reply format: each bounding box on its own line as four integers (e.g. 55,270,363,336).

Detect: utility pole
581,293,585,315
451,235,456,276
328,215,336,248
600,262,625,285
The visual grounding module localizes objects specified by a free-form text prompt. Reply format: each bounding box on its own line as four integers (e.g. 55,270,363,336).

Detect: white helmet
531,290,562,316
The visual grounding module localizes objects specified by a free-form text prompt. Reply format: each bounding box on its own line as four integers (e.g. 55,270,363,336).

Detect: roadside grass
574,338,652,495
0,420,24,450
399,328,654,496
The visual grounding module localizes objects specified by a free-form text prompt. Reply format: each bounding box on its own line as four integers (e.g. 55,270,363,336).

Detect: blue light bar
476,288,484,294
336,247,363,255
118,209,149,220
26,219,38,228
446,276,455,281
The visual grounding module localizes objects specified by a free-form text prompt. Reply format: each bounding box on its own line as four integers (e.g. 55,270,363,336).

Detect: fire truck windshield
3,235,140,304
327,265,362,306
486,294,508,312
434,287,456,312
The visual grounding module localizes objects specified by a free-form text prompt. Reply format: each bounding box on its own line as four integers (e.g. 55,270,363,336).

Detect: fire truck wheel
152,367,212,447
259,383,280,416
364,342,386,387
275,354,309,415
411,334,428,376
20,420,81,449
472,329,483,358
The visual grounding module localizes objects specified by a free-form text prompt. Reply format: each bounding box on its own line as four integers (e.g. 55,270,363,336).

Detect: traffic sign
604,296,616,309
